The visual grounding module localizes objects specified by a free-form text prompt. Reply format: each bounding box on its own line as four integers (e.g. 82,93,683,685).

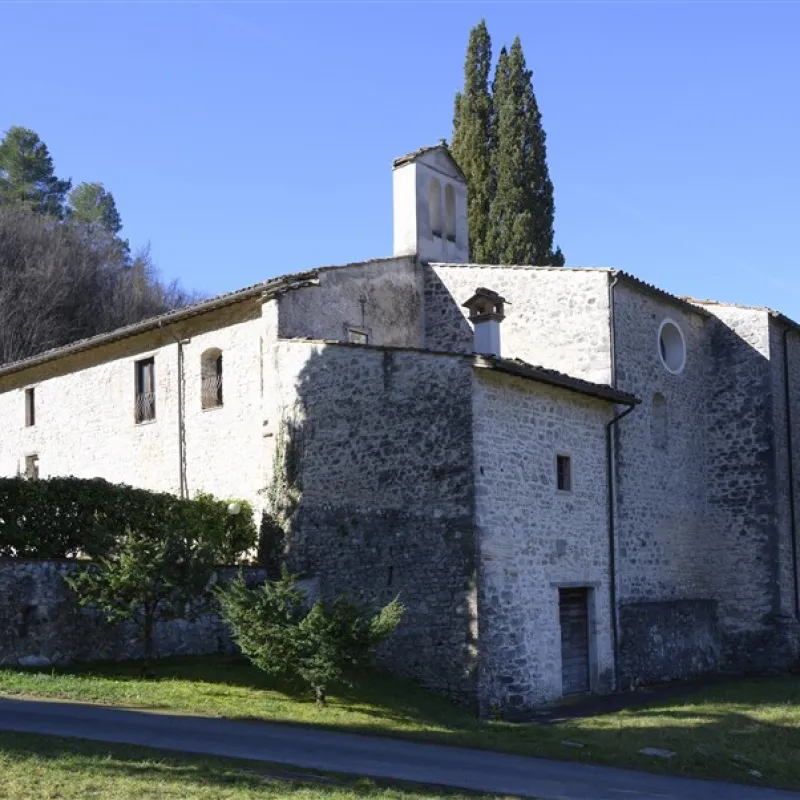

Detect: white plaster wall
0,301,271,516
0,341,180,492
277,257,424,348
414,156,468,265
393,163,418,258
473,369,614,709
393,150,468,265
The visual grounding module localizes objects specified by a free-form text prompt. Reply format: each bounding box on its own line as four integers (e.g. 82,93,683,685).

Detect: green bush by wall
0,477,256,563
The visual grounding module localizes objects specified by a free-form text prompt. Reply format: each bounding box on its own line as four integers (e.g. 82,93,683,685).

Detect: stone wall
617,599,721,688
264,340,479,703
473,369,614,711
702,307,780,645
610,286,723,683
612,284,711,602
768,317,800,622
424,265,613,385
277,257,424,348
0,561,266,667
0,300,270,518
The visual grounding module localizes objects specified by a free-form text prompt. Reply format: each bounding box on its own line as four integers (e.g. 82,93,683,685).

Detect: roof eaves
682,297,800,332
392,144,467,182
277,338,638,405
770,309,800,332
0,271,319,379
474,356,640,406
612,271,712,318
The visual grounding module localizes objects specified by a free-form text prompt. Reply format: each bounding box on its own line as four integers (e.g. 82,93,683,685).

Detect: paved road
0,697,796,800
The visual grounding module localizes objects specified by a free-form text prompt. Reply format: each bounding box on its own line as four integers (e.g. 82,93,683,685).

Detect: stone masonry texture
0,245,798,711
0,561,266,667
424,265,613,385
473,370,615,711
264,341,479,703
612,285,710,597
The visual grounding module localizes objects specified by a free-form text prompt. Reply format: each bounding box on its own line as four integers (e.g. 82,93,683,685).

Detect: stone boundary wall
0,560,267,668
617,599,722,689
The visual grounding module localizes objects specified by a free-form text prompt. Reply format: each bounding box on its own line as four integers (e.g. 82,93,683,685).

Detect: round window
658,319,686,374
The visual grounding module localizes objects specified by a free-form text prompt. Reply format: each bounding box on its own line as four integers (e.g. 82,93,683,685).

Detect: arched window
201,348,223,409
444,184,456,242
428,179,442,238
651,393,667,450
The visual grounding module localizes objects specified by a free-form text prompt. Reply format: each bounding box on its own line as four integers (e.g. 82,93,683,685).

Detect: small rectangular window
25,388,35,427
135,357,156,423
348,328,369,345
24,454,39,480
557,454,572,492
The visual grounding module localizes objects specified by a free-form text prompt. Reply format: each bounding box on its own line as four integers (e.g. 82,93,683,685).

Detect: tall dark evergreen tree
0,127,71,218
451,20,494,263
452,28,564,265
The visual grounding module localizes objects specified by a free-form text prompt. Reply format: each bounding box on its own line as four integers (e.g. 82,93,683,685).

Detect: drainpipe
606,272,635,689
160,322,188,499
606,404,635,688
782,326,800,619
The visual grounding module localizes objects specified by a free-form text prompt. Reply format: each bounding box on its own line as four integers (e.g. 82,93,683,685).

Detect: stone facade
473,370,616,710
425,264,613,385
263,341,479,701
0,143,798,712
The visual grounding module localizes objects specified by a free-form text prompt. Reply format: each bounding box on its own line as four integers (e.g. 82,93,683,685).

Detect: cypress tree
451,20,493,263
517,37,561,266
452,29,564,265
487,45,531,264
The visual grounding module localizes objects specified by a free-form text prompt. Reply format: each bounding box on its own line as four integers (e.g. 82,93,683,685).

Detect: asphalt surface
0,696,796,800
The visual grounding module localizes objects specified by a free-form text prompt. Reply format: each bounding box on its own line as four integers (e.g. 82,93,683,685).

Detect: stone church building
1,144,798,713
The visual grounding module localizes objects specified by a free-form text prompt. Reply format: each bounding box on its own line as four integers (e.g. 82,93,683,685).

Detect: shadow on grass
3,655,800,791
8,653,478,729
0,731,480,798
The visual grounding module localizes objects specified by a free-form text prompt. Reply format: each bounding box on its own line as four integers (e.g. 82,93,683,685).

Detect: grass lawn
0,731,493,799
1,655,798,791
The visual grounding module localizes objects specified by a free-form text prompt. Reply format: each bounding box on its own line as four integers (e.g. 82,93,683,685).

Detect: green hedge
0,477,257,562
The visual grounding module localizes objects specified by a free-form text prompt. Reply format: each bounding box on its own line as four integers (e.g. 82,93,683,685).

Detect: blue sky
2,2,798,316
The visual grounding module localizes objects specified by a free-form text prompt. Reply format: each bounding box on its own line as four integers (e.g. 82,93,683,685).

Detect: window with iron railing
135,357,156,423
201,349,223,409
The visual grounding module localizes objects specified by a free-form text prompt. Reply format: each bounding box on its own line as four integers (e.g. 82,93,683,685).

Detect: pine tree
68,182,123,236
0,127,71,218
451,20,493,263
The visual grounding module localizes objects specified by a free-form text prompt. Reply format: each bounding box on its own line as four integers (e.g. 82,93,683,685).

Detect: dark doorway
559,588,591,695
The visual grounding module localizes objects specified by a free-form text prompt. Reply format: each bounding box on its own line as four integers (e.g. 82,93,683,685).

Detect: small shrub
216,570,404,706
65,526,221,675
